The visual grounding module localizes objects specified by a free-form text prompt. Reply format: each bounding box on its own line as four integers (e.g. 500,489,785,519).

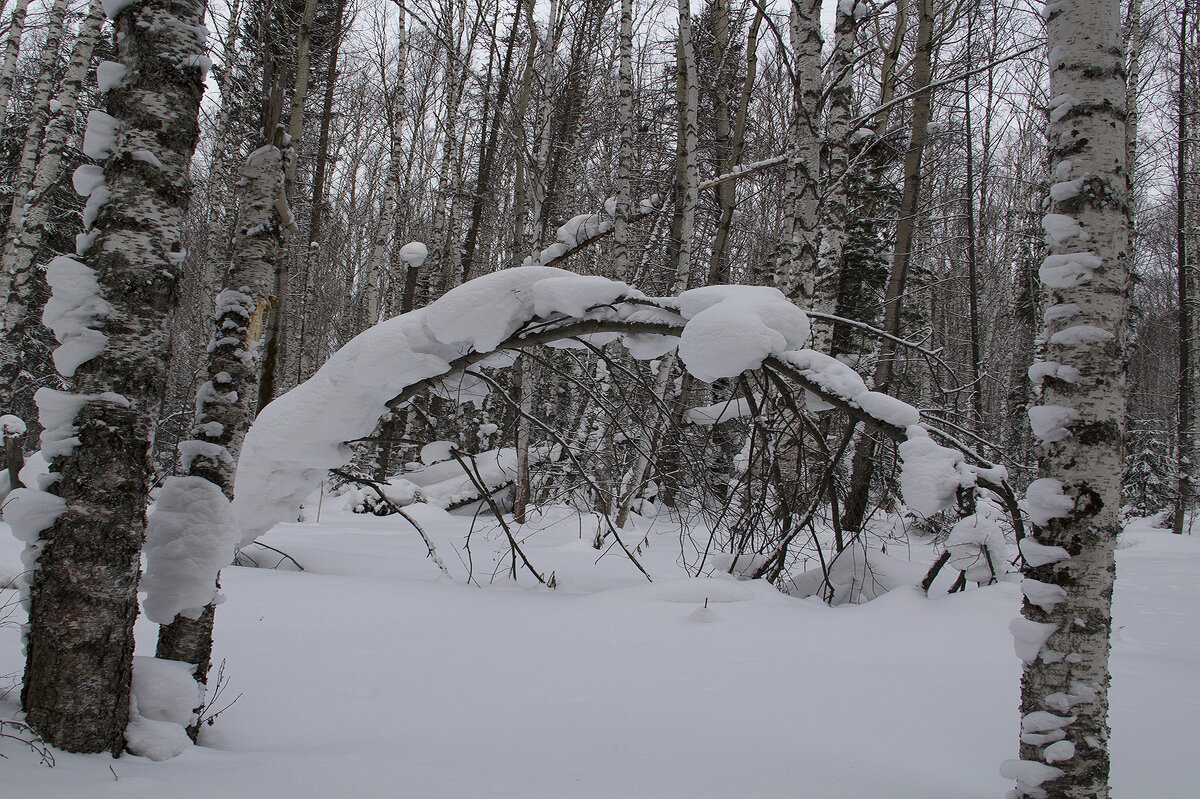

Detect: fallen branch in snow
236,272,1022,577
449,450,545,585
444,481,514,512
236,541,305,571
330,468,450,578
380,308,1024,555
760,356,1022,530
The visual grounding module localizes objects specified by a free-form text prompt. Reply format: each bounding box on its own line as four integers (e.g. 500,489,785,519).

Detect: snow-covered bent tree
219,267,1015,549
121,264,1023,763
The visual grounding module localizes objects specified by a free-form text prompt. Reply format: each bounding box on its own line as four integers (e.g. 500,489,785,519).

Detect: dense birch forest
0,0,1196,796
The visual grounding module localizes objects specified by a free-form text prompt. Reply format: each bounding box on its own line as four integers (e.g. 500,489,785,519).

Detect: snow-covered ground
1,504,1195,797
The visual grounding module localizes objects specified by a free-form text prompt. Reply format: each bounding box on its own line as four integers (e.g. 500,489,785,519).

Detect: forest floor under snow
1,501,1197,798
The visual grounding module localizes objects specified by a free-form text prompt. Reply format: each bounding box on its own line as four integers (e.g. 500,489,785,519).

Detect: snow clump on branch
676,285,809,382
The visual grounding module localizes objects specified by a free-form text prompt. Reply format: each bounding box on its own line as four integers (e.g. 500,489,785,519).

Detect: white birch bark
1173,0,1197,535
812,2,860,353
284,0,318,184
773,0,822,303
674,0,698,294
509,0,537,267
1183,1,1200,533
0,0,70,310
524,0,565,254
2,0,69,229
0,0,30,121
256,0,317,408
295,0,348,383
512,353,532,523
186,140,291,510
614,352,675,528
612,0,634,283
705,0,748,287
21,0,208,754
384,0,410,317
1008,0,1128,795
154,131,294,708
429,0,475,297
0,0,103,331
364,2,407,327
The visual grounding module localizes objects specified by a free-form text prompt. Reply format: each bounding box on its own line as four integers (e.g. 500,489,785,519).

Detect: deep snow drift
1,506,1195,798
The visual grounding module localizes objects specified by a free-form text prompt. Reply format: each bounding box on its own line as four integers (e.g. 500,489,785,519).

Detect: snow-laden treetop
231,266,975,540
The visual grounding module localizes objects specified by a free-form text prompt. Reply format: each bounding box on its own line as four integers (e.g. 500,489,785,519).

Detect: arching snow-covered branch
232,268,1013,543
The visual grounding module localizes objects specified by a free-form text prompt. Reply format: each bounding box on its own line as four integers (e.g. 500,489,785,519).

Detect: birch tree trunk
155,119,294,733
963,11,984,431
812,1,860,353
458,0,526,284
0,0,104,397
1007,0,1128,794
508,0,538,267
523,0,565,250
21,0,207,755
664,0,697,284
257,0,315,408
675,0,698,291
296,0,346,382
200,0,245,287
1004,204,1040,462
284,0,318,185
0,0,29,121
2,0,69,226
364,0,407,327
1123,0,1140,188
773,0,822,303
429,0,477,297
512,353,532,523
509,0,545,523
0,0,70,306
536,0,607,243
612,0,634,283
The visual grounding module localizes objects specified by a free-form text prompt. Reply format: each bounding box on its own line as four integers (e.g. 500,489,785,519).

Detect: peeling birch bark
155,134,293,735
